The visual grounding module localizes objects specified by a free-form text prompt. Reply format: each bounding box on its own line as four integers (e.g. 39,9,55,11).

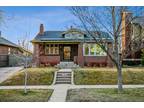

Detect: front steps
55,69,72,84
55,62,79,69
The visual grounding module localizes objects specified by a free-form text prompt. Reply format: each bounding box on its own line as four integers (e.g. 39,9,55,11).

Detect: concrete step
55,69,72,84
56,78,71,81
56,76,71,78
55,80,71,84
57,73,71,77
55,62,79,69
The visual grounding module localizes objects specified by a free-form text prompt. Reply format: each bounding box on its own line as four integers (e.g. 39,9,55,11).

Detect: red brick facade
121,12,133,58
77,43,84,67
40,55,60,66
33,42,113,67
33,43,40,66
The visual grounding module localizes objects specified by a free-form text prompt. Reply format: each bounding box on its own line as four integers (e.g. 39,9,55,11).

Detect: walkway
0,67,23,83
1,84,144,90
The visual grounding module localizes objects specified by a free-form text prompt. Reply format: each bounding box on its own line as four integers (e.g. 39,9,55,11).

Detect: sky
0,6,143,51
0,6,78,50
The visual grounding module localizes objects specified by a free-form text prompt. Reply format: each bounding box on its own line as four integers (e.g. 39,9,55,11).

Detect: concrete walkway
1,85,144,90
0,67,23,83
49,85,68,102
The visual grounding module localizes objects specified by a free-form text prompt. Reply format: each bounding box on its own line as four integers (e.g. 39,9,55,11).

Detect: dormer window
64,32,84,39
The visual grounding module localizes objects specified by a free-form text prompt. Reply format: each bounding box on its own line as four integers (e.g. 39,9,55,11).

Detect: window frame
83,43,107,56
45,44,59,55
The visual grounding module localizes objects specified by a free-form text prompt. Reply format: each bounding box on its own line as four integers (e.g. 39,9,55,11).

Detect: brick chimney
38,24,44,35
121,12,132,52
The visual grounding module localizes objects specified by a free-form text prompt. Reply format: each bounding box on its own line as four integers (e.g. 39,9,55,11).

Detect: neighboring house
31,24,113,67
122,12,144,59
0,34,32,67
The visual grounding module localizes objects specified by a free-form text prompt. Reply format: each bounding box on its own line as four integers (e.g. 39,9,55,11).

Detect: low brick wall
39,55,60,66
83,56,108,67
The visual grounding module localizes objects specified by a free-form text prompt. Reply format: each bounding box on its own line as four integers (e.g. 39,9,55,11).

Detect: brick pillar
107,43,113,67
121,12,132,57
33,43,40,67
77,43,84,67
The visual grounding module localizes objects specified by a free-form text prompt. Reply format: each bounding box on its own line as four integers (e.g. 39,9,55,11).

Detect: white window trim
45,44,59,55
83,43,107,56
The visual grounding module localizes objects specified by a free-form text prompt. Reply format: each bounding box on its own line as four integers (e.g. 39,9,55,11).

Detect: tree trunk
24,54,28,94
24,71,27,94
117,52,123,92
117,64,123,92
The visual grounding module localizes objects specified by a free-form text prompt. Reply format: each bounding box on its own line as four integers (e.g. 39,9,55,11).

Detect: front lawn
0,89,53,102
66,88,144,102
74,67,144,85
1,68,57,85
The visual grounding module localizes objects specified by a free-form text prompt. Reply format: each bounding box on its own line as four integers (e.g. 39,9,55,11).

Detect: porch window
84,44,89,55
83,43,106,56
45,44,59,55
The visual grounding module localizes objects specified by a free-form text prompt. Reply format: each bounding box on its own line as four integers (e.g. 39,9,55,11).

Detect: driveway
0,67,23,83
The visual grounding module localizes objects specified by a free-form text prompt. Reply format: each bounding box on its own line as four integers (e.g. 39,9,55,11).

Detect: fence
0,54,32,67
0,55,8,67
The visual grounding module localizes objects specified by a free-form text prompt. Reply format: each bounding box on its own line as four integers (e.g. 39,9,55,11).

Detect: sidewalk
1,84,144,90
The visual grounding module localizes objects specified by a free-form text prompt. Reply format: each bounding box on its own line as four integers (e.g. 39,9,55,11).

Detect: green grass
0,89,53,102
66,88,144,102
1,68,57,85
74,67,144,85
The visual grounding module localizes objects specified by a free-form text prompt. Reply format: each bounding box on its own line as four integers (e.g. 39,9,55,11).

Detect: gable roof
32,29,113,43
0,36,32,54
0,36,18,47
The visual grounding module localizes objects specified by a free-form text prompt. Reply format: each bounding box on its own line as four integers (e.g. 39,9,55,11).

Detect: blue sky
0,6,78,49
0,6,143,51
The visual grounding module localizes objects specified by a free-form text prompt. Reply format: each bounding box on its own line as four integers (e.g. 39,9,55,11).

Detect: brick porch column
107,43,113,67
33,43,40,67
77,43,84,67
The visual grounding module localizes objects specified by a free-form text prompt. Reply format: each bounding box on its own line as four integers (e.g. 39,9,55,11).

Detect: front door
63,46,71,61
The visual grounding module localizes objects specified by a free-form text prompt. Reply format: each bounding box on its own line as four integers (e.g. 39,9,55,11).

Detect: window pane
45,44,59,55
90,44,95,55
55,45,59,54
50,45,53,54
95,44,106,56
45,45,49,54
84,44,89,55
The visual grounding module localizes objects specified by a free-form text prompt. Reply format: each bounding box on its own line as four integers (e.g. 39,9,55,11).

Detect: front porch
36,43,80,67
33,42,113,67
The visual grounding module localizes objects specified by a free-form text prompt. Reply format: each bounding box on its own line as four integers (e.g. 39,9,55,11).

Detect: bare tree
18,33,30,51
18,33,31,94
70,6,144,92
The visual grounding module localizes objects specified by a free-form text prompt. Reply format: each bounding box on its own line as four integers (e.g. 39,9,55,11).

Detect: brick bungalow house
31,24,113,67
31,12,144,67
